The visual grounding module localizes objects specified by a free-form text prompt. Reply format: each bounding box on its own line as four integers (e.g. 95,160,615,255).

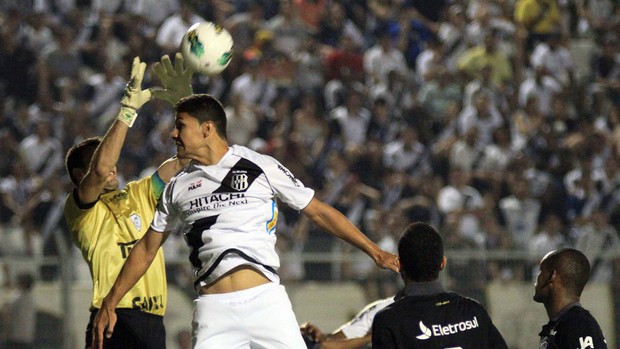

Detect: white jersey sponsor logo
416,317,479,340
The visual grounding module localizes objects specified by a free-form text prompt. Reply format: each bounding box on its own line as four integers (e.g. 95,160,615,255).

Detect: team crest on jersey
231,173,249,191
130,213,142,231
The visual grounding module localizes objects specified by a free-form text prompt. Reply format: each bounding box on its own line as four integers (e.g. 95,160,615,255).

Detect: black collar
404,280,445,297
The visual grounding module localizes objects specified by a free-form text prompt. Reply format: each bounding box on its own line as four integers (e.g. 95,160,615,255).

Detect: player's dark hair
543,248,590,296
398,222,444,281
175,94,227,139
65,137,102,186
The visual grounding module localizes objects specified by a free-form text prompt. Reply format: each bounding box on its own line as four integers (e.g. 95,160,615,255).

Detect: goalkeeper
64,53,192,349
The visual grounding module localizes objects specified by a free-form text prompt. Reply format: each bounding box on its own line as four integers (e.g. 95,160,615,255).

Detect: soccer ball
180,22,234,76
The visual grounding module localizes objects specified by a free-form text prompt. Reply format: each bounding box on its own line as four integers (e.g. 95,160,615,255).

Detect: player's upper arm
142,228,170,254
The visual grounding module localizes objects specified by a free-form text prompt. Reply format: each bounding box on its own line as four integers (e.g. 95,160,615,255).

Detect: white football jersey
338,296,395,339
151,145,315,288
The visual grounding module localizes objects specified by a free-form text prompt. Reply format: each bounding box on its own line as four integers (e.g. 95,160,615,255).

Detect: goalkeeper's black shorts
85,308,165,349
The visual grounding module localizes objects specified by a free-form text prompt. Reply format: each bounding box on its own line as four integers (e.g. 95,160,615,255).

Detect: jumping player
93,93,400,349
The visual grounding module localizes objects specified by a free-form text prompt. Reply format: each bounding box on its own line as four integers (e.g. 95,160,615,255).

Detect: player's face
171,112,204,159
533,260,552,303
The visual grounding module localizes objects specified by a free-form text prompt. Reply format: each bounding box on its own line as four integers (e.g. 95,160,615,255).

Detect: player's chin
105,178,120,190
532,290,544,303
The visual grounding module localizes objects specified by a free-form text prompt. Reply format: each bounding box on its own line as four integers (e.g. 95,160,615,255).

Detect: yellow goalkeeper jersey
64,174,167,316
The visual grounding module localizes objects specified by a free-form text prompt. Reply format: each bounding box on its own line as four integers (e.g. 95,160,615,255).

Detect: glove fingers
174,52,185,75
161,55,175,76
128,57,146,90
152,62,168,83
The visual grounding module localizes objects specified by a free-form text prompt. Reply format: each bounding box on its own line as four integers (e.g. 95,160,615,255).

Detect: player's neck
548,295,580,319
195,141,230,166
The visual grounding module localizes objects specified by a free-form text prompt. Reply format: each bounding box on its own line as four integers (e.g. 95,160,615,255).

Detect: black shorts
85,309,165,349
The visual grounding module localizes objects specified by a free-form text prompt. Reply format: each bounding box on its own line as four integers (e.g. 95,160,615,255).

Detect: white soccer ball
180,21,234,76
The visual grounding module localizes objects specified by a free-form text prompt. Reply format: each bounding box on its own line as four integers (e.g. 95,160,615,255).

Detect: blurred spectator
125,0,179,28
518,65,562,116
264,0,310,57
156,1,205,52
575,0,618,38
83,60,126,132
590,35,620,107
290,91,329,167
291,35,324,94
366,97,400,144
530,32,575,86
328,86,371,152
514,0,563,52
463,63,509,114
230,56,277,117
457,30,513,88
449,126,485,175
437,166,485,243
442,211,486,302
255,92,293,149
528,213,567,278
383,126,430,177
225,0,265,54
77,13,130,69
224,91,258,146
292,0,327,33
363,26,408,89
573,209,620,282
0,30,38,105
18,120,64,181
473,126,517,195
396,7,437,71
316,1,364,49
479,210,516,280
456,90,504,146
498,176,542,252
416,66,462,130
323,32,364,87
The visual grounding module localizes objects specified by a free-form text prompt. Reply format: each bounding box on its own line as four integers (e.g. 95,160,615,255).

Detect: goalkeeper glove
117,57,151,127
150,52,194,105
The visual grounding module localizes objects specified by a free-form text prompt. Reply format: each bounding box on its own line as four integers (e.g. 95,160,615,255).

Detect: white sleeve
337,297,395,339
264,157,314,211
150,182,182,233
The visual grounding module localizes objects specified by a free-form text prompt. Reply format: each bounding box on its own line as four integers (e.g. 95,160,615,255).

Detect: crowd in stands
0,0,620,302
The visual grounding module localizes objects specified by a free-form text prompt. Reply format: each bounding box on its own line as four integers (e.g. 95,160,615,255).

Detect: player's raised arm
302,197,400,272
77,57,151,204
93,228,169,349
150,53,195,180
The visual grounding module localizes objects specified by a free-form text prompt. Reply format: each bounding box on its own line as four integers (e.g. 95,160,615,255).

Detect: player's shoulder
560,306,601,328
230,145,281,169
231,145,270,160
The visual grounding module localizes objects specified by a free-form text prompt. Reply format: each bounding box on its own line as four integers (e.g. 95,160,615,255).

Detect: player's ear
439,256,447,270
200,121,211,138
72,167,87,184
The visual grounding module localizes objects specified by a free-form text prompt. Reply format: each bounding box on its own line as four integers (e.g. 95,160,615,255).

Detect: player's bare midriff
199,265,271,294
